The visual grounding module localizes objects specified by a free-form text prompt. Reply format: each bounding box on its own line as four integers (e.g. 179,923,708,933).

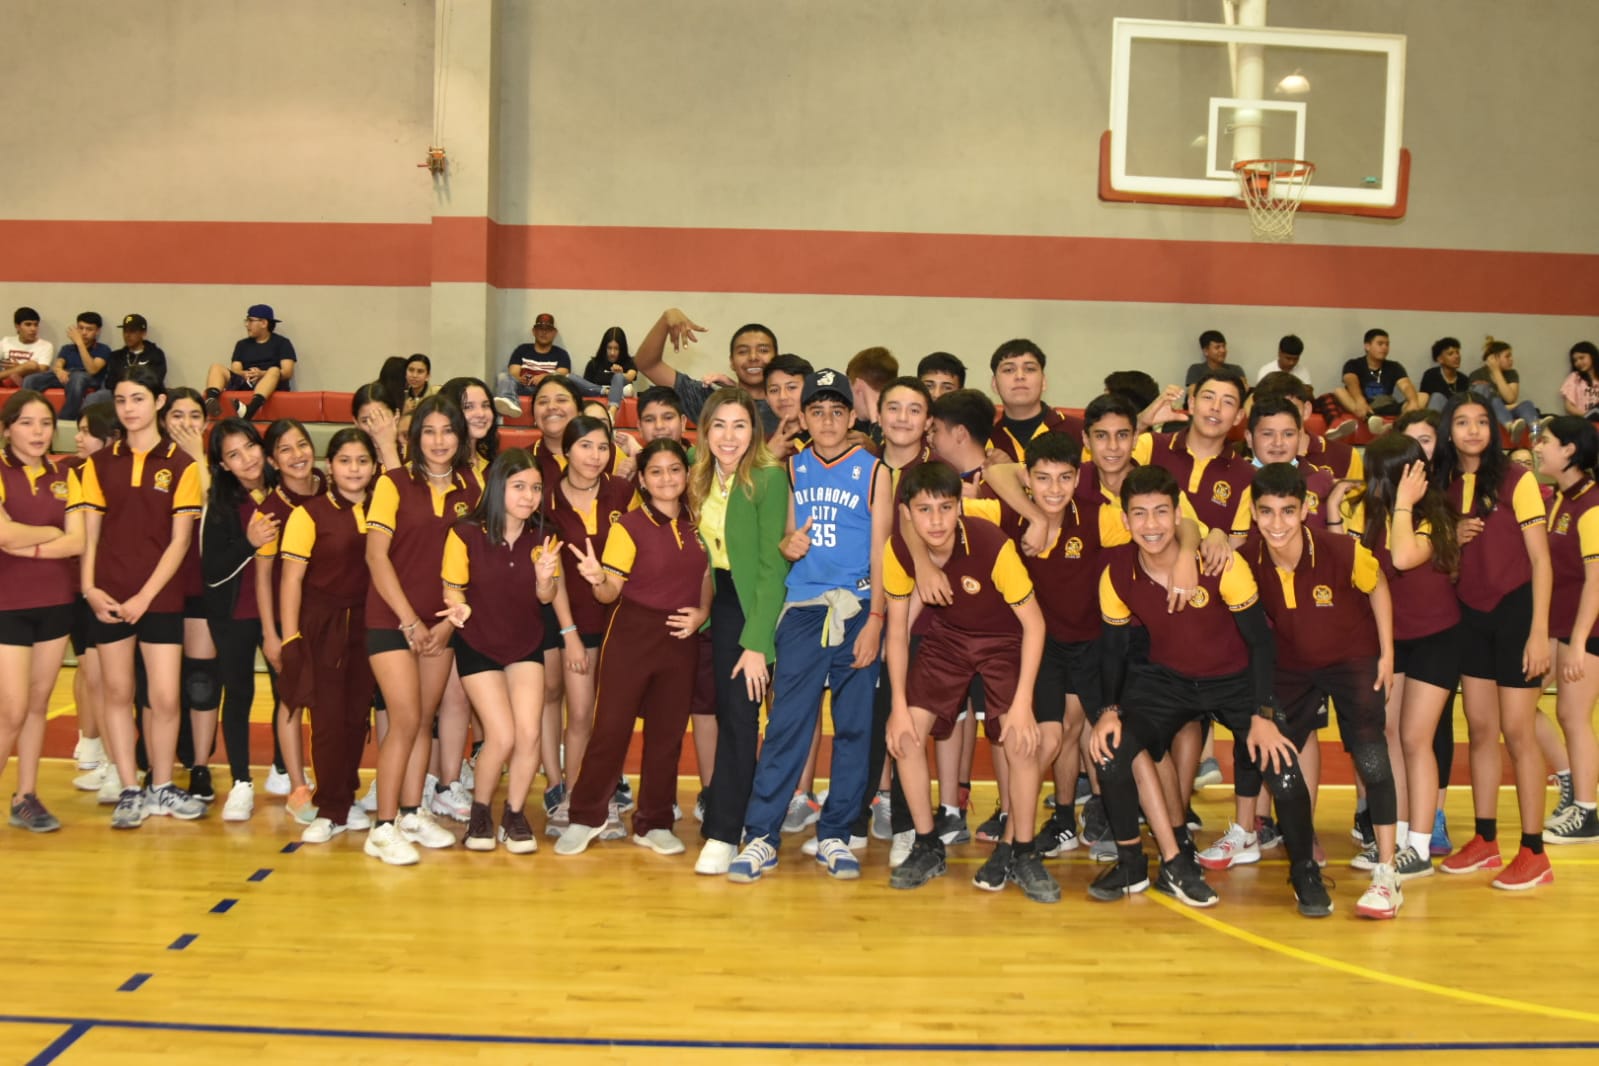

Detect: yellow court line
1144,891,1599,1026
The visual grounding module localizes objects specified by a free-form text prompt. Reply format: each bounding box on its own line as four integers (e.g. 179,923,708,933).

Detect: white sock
941,804,960,818
1407,830,1432,856
1396,820,1409,843
1577,801,1597,811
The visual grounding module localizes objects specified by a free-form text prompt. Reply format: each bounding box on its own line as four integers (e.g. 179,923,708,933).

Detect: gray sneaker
1090,836,1118,863
869,791,893,840
144,784,206,820
8,793,61,833
111,788,147,830
1009,848,1062,904
782,791,821,834
1393,844,1435,881
1350,839,1379,871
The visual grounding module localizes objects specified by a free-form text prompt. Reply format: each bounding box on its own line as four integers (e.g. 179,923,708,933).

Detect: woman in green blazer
687,387,791,874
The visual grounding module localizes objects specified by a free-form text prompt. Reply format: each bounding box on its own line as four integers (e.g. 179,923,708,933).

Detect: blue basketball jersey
787,444,881,601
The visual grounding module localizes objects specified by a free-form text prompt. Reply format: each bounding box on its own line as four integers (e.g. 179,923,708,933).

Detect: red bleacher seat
322,392,354,423
219,391,323,421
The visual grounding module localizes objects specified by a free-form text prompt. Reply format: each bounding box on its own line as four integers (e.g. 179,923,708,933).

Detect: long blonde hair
689,387,778,509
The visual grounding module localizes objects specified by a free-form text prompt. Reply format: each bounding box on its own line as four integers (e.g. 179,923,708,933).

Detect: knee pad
183,656,221,712
1349,740,1399,824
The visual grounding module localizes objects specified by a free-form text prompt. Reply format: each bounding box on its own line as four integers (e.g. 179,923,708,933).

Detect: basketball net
1234,159,1316,242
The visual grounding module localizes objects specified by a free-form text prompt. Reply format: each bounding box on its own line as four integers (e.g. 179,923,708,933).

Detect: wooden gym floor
4,672,1599,1064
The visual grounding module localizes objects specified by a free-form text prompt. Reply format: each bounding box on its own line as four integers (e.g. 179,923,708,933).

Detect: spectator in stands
493,313,626,418
1185,329,1248,402
2,307,54,387
1334,328,1421,431
1255,334,1311,389
1104,369,1159,413
405,354,437,410
581,327,637,393
846,345,897,448
204,304,297,420
1560,341,1599,418
633,307,781,434
86,315,167,408
1469,336,1541,446
23,311,108,420
917,352,965,398
1418,336,1471,413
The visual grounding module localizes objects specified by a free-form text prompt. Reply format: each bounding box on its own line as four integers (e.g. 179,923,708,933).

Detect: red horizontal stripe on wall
0,220,430,287
4,218,1596,317
508,225,1599,317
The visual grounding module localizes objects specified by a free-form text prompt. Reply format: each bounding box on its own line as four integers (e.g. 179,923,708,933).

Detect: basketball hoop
1233,159,1315,242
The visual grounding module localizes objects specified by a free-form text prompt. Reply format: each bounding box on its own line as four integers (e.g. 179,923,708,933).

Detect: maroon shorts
690,630,715,717
904,628,1022,742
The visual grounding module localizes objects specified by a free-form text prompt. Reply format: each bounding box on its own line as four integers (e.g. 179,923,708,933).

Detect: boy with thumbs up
726,369,894,883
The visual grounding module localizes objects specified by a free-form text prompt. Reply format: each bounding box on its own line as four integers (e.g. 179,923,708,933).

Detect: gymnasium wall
4,0,1595,409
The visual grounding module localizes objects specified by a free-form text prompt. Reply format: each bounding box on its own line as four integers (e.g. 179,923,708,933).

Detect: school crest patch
50,479,68,501
454,502,469,517
961,576,981,595
1557,513,1572,535
1188,586,1210,608
1063,536,1083,559
1306,490,1321,514
153,468,173,493
608,509,623,527
1312,584,1334,607
1211,481,1232,507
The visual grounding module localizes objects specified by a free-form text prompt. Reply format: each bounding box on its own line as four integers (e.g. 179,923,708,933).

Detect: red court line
4,218,1596,316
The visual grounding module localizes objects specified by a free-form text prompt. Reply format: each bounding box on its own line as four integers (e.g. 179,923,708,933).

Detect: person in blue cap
203,304,297,420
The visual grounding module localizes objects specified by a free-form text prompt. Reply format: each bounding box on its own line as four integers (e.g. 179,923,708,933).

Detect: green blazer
723,463,791,662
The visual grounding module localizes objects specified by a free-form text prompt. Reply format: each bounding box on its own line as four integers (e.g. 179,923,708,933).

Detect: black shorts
366,628,411,656
1274,656,1387,751
70,598,94,656
1459,583,1541,689
184,595,206,620
1033,636,1097,725
539,604,562,653
453,631,542,677
0,603,75,646
1394,625,1462,691
91,610,184,647
1121,664,1254,762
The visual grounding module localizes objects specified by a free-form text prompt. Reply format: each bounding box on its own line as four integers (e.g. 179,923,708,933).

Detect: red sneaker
1440,834,1503,874
1490,847,1553,891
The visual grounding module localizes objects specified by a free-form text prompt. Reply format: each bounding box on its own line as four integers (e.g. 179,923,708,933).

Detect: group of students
1,310,1596,922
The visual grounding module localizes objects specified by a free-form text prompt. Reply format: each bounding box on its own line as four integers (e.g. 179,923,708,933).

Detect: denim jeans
494,370,627,407
22,369,95,421
1470,382,1539,427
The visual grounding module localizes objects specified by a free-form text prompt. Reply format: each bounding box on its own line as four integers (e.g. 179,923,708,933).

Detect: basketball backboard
1101,18,1408,218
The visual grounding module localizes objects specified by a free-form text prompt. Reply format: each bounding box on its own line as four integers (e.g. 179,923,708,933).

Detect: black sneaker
188,765,215,804
976,804,1007,843
1351,807,1374,847
1184,805,1203,832
203,394,222,418
1009,848,1062,904
1155,851,1218,909
1256,814,1281,851
1038,809,1080,858
1543,804,1599,845
613,776,635,814
890,838,947,890
1081,794,1109,844
1290,859,1335,918
1088,852,1150,901
973,842,1013,891
933,806,970,845
1075,772,1093,805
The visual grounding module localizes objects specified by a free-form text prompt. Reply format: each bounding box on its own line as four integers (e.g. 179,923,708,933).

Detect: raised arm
633,308,708,389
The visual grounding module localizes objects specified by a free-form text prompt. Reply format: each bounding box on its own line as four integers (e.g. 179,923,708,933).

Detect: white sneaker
554,823,604,856
429,779,472,823
75,735,106,771
492,396,523,419
633,828,685,855
459,757,475,792
346,804,372,831
98,767,126,805
398,808,456,849
143,784,206,820
598,802,628,841
1355,863,1403,919
545,799,571,838
695,839,738,875
301,817,345,844
264,768,292,796
359,778,378,812
364,822,420,865
1197,822,1261,870
222,781,255,822
801,834,867,855
889,829,914,869
75,762,114,792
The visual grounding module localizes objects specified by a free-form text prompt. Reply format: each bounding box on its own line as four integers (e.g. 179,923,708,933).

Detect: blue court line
24,1022,90,1066
115,974,150,993
1,1014,1598,1054
167,934,197,951
280,842,300,853
247,868,271,882
209,898,237,913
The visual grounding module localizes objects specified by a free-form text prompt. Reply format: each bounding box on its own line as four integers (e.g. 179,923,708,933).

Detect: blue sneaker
815,838,861,880
727,838,778,883
1429,809,1452,857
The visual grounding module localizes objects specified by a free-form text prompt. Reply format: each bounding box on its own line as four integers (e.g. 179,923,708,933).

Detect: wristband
559,624,578,636
1255,704,1278,720
33,543,42,558
869,611,885,620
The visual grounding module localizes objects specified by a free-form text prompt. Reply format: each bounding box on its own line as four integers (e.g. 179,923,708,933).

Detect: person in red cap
493,313,626,418
203,305,297,420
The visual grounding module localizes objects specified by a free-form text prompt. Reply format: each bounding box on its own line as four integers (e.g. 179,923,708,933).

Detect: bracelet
1393,507,1412,513
869,611,885,620
33,543,42,558
559,624,578,636
401,620,419,633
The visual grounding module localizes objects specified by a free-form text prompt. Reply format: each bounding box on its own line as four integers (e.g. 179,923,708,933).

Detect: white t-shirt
1256,358,1312,390
1,336,54,373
